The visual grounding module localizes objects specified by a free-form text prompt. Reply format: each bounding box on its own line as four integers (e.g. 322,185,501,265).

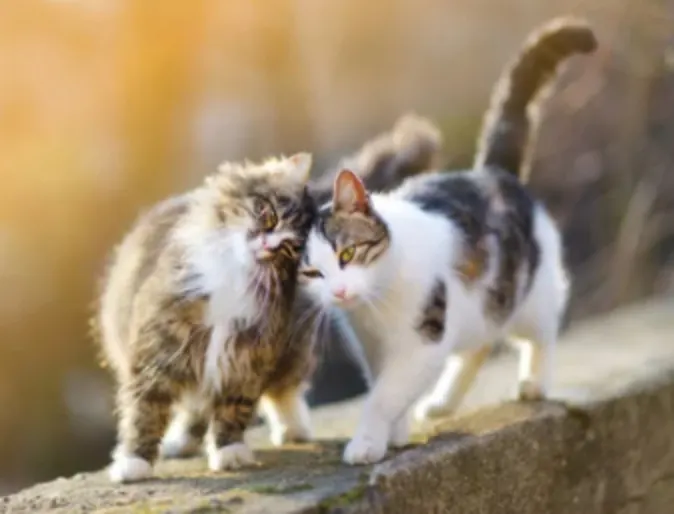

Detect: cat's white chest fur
174,220,263,393
203,270,260,393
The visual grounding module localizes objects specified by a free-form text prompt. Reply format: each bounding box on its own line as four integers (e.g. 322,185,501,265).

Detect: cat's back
396,167,545,324
395,167,538,245
97,194,191,372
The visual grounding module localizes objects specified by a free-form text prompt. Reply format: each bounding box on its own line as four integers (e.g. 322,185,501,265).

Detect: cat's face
192,153,316,275
300,169,390,308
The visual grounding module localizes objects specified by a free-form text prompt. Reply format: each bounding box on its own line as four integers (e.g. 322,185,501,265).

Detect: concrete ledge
3,299,674,514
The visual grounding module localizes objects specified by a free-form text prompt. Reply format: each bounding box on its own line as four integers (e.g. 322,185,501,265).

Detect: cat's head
182,153,316,286
300,169,391,308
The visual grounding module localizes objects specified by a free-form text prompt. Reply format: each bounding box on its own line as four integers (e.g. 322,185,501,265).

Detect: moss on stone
316,483,368,512
247,481,315,495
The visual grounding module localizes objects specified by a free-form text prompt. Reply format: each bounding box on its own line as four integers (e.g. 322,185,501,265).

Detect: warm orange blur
0,0,672,494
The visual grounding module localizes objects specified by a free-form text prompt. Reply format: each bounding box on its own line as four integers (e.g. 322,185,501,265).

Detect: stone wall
2,299,673,513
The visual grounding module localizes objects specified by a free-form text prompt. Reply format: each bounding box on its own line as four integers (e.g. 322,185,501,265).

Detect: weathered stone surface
2,298,674,514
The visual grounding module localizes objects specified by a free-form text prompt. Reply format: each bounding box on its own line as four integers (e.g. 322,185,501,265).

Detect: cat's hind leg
513,208,568,402
512,288,563,402
414,345,492,422
206,393,259,471
259,382,313,447
513,328,556,402
159,392,209,459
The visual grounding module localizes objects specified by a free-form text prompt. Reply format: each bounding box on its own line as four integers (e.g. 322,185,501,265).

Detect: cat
96,153,321,482
299,17,597,465
156,111,443,460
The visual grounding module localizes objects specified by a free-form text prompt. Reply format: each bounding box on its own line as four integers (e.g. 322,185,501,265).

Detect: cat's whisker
360,295,391,327
295,302,322,334
298,305,325,349
317,309,331,354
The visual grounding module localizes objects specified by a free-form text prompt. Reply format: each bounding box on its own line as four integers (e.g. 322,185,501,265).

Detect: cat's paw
207,443,256,471
269,424,313,447
160,430,202,459
108,453,153,483
343,435,388,465
518,380,546,402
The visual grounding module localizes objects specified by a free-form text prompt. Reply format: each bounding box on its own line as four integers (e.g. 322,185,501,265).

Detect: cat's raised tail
473,17,597,181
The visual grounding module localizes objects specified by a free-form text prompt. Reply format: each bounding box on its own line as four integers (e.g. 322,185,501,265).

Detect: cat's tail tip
474,16,597,180
536,17,598,54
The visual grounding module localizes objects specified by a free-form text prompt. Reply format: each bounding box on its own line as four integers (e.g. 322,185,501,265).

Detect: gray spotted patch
416,279,447,343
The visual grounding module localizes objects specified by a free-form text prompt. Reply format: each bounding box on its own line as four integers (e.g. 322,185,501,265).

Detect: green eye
338,246,356,266
261,210,277,231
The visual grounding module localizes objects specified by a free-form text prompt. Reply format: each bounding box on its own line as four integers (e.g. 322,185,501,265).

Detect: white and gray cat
300,18,597,465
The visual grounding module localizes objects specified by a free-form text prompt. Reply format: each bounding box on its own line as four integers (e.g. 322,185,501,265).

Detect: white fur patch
173,209,262,393
207,442,256,471
109,451,153,483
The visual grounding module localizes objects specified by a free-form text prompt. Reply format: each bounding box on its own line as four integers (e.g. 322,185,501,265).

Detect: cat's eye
260,210,277,231
254,198,277,231
338,246,356,266
301,268,324,279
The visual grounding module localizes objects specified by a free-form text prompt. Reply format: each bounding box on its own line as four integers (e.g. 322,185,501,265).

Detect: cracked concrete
2,298,674,514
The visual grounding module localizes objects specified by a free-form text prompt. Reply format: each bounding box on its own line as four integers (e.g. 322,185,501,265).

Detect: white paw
207,443,256,471
108,453,153,483
343,434,388,465
518,380,546,402
160,433,202,459
270,424,313,447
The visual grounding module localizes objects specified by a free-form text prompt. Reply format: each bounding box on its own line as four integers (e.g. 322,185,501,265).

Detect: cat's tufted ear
333,169,370,213
287,152,313,183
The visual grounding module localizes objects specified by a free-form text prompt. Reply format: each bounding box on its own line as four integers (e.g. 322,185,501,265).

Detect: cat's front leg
344,343,447,465
206,394,258,471
109,378,174,483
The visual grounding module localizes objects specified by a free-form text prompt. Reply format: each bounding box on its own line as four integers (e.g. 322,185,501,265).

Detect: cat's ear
287,152,313,183
333,169,369,213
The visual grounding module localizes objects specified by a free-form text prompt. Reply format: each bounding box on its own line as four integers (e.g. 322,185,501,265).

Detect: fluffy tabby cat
157,112,443,460
300,18,597,465
97,153,320,482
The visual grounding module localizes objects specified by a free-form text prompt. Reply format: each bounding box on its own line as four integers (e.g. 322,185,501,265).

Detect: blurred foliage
0,0,672,494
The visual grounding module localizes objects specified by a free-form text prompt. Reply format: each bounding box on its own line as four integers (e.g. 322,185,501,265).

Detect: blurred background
0,0,673,495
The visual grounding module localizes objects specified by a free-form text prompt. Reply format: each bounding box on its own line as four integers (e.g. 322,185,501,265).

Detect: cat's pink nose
332,287,348,300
